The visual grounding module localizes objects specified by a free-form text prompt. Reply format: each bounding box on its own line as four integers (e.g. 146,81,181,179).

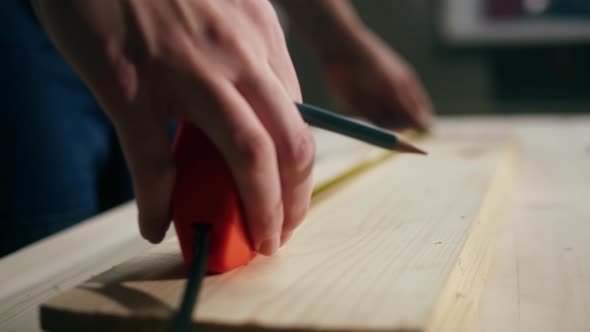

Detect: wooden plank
4,117,587,332
0,130,381,306
312,129,422,197
39,133,516,332
0,129,397,332
313,128,392,191
0,203,153,332
471,119,590,332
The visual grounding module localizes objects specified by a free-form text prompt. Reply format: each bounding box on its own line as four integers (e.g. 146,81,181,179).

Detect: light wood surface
1,117,588,332
40,134,514,332
0,129,398,332
464,119,590,332
312,128,393,195
0,203,152,332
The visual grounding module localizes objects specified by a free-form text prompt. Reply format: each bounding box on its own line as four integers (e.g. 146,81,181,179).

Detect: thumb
113,111,176,244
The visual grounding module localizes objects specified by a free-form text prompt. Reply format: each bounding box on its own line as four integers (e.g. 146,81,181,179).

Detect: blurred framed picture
441,0,590,45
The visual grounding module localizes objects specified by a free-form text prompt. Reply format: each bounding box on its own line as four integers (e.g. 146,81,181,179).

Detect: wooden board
312,128,394,194
0,129,397,332
40,135,516,332
469,119,590,332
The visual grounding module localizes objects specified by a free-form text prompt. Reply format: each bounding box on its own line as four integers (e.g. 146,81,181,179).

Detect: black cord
170,223,210,332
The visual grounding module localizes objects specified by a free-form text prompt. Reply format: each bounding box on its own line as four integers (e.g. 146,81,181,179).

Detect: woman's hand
33,0,314,255
321,29,434,131
279,0,434,131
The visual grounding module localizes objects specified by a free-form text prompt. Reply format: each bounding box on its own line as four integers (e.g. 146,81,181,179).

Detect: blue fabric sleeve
0,0,133,256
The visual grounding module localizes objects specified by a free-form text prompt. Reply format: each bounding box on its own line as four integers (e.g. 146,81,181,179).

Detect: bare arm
278,0,434,130
277,0,365,61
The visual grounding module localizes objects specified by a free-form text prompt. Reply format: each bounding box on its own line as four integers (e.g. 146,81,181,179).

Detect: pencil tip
395,138,427,155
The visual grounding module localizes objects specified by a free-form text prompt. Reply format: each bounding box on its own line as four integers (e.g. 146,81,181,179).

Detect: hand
33,0,314,255
321,29,434,131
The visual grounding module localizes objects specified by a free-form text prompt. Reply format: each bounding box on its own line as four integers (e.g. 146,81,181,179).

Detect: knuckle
212,29,262,74
235,55,265,84
278,127,316,177
206,16,247,52
233,127,275,171
156,29,194,65
151,24,183,58
206,18,232,45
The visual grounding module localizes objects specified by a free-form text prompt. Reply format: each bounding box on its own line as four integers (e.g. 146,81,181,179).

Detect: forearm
277,0,368,62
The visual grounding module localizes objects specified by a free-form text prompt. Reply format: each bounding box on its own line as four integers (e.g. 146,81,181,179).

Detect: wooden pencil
296,102,426,154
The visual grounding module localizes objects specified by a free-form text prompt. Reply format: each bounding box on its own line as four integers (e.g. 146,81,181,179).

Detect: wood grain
312,128,394,194
40,134,516,332
0,128,396,332
468,119,590,332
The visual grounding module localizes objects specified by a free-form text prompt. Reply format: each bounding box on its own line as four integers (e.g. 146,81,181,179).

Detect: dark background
287,0,590,116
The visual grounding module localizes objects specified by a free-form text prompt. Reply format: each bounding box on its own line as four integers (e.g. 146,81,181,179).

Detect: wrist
314,24,375,65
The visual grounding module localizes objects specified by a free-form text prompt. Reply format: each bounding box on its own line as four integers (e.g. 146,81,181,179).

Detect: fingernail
258,234,280,256
280,231,293,247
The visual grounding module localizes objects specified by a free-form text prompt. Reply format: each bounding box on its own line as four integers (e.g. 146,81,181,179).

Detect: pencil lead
395,138,427,155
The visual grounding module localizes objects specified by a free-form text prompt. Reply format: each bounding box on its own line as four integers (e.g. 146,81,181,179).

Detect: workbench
1,116,588,332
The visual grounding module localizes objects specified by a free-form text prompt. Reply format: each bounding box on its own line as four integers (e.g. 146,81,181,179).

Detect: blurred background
287,0,590,115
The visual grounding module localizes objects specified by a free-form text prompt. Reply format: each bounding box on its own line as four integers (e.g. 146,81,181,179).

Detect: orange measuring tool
172,123,255,274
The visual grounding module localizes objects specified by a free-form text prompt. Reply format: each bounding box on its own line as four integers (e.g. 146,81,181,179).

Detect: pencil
296,102,426,155
170,224,210,332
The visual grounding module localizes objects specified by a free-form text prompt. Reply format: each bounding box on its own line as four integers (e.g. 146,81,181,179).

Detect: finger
357,95,415,131
394,69,433,131
408,76,435,131
84,50,175,245
162,31,286,255
269,49,302,103
237,0,302,102
112,105,176,244
389,83,422,130
363,75,424,131
178,76,285,256
266,21,302,102
235,64,315,243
